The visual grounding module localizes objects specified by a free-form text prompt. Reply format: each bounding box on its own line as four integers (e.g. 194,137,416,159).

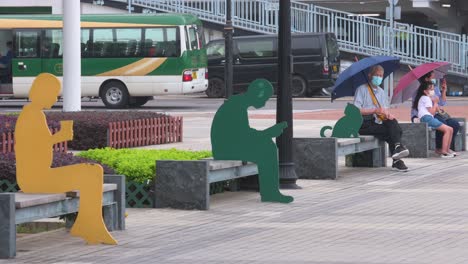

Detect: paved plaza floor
4,111,468,263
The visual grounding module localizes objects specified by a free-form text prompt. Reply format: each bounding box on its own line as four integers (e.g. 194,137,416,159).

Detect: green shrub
77,148,212,183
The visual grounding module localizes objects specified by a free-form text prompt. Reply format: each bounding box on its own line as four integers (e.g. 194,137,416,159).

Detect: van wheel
292,75,307,97
206,77,225,98
101,81,129,109
129,96,151,108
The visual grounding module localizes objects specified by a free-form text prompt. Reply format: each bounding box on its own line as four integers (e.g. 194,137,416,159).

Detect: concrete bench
400,118,466,158
0,175,126,259
154,160,258,210
293,136,387,180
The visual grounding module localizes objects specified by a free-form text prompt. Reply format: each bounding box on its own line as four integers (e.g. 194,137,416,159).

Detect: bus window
145,27,180,57
116,28,141,57
188,27,199,50
81,29,91,57
43,29,63,58
15,31,39,58
93,28,114,57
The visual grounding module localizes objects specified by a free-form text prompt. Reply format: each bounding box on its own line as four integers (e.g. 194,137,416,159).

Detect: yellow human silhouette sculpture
14,73,117,245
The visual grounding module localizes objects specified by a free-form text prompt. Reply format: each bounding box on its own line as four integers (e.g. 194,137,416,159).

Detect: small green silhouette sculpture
211,79,293,203
320,103,363,138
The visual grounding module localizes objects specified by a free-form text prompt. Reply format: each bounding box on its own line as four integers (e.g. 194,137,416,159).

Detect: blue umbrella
331,56,400,101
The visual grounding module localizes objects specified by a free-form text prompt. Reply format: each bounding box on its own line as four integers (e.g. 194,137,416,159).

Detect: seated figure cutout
320,103,363,138
210,79,293,203
14,73,117,245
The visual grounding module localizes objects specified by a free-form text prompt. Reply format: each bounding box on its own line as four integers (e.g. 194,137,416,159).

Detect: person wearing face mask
413,82,454,157
354,65,410,172
411,71,460,156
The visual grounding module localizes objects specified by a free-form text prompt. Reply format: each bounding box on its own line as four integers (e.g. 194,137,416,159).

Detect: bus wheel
292,75,307,97
206,77,225,98
129,96,151,108
101,81,129,109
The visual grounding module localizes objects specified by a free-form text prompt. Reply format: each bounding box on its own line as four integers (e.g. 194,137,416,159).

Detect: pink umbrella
391,62,451,104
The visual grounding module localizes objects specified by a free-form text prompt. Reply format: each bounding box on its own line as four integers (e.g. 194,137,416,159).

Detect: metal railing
127,0,468,77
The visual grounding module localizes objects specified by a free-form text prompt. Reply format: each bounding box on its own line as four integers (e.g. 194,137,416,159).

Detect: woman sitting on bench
413,81,455,158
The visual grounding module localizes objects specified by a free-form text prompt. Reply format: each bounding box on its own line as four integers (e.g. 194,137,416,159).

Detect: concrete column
62,0,81,112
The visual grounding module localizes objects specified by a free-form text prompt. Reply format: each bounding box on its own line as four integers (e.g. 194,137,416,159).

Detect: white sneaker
448,149,458,156
440,153,455,158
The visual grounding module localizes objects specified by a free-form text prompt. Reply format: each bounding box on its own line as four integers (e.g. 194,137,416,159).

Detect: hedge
78,148,212,183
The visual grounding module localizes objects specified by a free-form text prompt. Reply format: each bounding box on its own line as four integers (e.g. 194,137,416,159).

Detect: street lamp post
224,0,234,99
277,0,299,189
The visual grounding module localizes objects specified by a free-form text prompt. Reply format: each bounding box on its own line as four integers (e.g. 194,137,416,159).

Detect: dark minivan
205,32,340,97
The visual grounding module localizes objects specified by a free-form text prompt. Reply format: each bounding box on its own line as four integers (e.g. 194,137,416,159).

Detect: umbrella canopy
331,56,400,101
390,62,451,104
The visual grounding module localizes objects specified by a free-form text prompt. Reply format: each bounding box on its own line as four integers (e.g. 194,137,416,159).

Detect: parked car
205,32,340,97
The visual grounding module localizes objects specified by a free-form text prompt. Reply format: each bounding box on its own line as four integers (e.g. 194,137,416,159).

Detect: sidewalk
4,109,468,263
5,154,468,263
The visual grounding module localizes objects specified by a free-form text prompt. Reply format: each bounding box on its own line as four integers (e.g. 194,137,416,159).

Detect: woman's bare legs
437,124,453,154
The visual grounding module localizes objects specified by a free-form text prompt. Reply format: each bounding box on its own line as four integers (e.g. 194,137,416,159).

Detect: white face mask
428,90,435,97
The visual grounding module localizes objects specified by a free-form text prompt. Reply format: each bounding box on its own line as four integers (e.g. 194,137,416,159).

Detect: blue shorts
420,115,443,129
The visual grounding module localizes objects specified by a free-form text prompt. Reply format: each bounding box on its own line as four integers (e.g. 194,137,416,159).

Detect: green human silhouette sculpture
320,103,363,138
211,79,293,203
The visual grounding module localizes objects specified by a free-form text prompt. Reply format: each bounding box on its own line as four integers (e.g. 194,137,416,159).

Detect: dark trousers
359,119,402,155
434,114,460,150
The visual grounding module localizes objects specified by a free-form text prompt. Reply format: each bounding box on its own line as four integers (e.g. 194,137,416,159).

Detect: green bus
0,13,208,108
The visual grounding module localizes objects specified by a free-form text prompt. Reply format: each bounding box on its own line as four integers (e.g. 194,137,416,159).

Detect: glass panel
15,31,38,58
43,29,63,58
145,27,180,57
81,29,91,57
292,36,321,56
237,39,276,58
93,28,113,57
116,28,141,57
207,41,225,58
188,27,198,50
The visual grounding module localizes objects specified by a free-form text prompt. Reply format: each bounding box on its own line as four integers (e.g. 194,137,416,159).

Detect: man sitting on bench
211,79,293,203
353,65,410,172
14,73,117,245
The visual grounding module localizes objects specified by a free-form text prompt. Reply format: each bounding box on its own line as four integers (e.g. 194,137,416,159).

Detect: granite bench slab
154,159,258,210
0,175,126,259
400,118,466,158
293,136,386,180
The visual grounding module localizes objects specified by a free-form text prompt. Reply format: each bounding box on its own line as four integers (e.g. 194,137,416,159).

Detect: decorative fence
126,181,153,208
108,116,183,149
1,128,68,153
0,179,18,192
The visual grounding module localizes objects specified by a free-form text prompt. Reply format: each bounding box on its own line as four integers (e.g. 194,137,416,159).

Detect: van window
238,39,276,58
292,36,321,56
207,42,225,58
326,34,340,59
